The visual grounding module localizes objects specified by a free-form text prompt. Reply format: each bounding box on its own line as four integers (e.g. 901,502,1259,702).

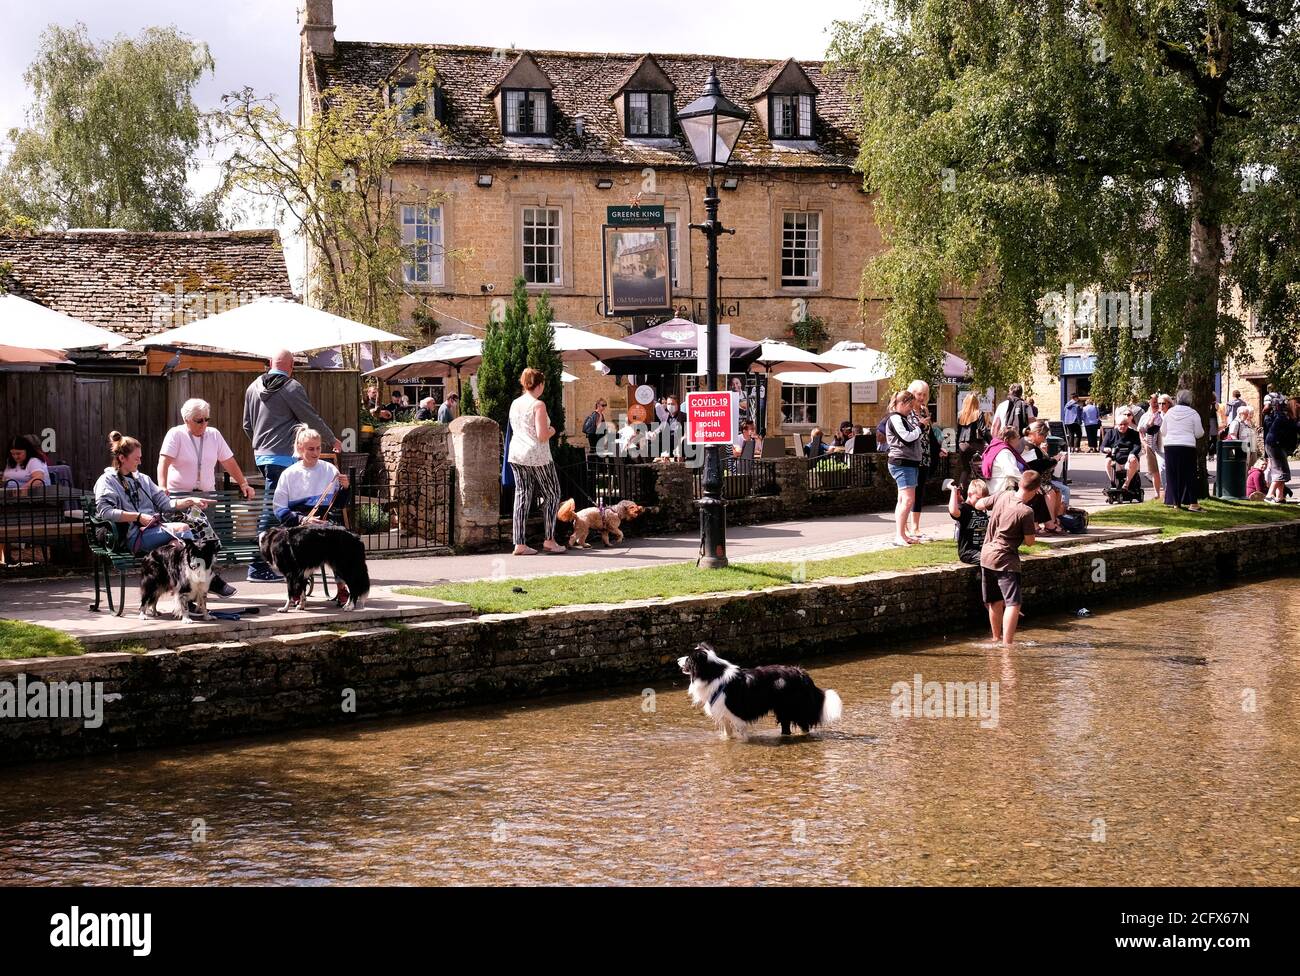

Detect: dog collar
708,682,727,706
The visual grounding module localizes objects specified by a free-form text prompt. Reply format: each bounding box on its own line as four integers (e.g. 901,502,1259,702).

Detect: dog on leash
139,538,222,623
677,642,843,741
556,498,644,548
258,524,370,612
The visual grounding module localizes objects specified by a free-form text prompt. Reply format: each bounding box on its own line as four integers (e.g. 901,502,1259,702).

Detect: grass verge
0,620,85,659
399,539,1044,614
1088,497,1300,536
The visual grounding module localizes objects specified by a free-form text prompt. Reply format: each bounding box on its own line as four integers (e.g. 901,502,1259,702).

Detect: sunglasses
194,418,209,424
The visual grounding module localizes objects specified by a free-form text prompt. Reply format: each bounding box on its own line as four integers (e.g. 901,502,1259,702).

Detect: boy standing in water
979,470,1039,648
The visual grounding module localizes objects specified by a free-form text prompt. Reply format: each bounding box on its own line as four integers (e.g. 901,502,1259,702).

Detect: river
1,575,1297,885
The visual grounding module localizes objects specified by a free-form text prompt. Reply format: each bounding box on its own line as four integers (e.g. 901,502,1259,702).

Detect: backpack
1003,398,1030,436
582,411,599,437
1059,507,1089,534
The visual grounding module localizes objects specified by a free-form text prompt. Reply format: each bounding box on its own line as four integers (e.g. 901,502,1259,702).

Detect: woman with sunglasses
158,398,254,499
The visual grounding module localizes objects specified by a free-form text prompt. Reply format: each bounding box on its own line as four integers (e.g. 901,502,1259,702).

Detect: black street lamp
678,66,748,569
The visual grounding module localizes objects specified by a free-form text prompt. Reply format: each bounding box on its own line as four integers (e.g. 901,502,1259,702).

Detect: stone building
297,0,972,440
0,228,295,373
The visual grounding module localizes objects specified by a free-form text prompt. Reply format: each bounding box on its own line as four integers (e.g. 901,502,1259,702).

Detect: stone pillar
448,415,501,551
775,456,809,511
651,460,695,530
379,424,453,544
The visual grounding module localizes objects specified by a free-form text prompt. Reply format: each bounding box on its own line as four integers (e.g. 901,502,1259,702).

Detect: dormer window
625,91,672,137
504,89,551,136
388,81,447,126
770,94,814,139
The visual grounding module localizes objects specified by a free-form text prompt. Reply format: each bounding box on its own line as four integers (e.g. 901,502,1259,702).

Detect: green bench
82,490,331,616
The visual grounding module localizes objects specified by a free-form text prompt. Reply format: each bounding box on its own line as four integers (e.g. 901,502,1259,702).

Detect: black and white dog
139,538,222,623
258,524,370,612
678,643,843,741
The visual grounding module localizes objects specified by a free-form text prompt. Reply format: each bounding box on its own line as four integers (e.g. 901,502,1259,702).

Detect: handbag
501,421,515,488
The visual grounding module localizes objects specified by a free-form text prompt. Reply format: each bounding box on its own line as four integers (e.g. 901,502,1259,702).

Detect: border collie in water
258,524,370,612
139,538,222,623
677,642,843,741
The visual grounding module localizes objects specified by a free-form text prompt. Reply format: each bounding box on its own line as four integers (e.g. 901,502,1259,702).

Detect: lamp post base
696,494,728,569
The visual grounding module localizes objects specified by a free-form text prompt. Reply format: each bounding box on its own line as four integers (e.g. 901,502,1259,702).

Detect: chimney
300,0,336,58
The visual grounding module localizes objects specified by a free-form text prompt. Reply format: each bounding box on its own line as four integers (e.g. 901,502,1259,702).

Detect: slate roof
308,41,859,171
0,230,295,344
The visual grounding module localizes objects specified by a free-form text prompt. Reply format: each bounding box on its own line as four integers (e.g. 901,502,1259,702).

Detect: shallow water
1,575,1298,886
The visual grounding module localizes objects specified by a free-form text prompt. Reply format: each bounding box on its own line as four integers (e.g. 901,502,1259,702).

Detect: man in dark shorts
979,470,1039,648
948,477,995,565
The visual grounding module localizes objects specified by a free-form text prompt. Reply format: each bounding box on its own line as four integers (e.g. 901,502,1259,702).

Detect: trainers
246,566,285,582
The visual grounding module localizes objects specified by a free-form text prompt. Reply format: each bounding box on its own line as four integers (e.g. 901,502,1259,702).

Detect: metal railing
805,453,877,491
344,465,454,554
1,481,91,571
694,458,779,500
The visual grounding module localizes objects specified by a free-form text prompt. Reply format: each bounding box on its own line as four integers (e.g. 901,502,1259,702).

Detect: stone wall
4,520,1298,765
376,423,454,546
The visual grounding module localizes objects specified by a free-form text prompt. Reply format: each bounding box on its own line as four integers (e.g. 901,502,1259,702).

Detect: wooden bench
82,490,333,616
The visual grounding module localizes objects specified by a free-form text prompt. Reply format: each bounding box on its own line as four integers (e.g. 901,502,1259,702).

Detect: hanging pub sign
602,205,673,318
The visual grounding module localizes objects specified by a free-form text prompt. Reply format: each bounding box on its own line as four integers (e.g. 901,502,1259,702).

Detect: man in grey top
438,393,459,424
242,349,341,581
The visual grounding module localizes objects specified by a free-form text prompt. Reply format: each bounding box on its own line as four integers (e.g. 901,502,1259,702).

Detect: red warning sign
685,391,736,445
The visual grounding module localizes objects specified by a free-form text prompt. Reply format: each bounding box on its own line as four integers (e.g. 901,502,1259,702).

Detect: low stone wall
3,520,1298,765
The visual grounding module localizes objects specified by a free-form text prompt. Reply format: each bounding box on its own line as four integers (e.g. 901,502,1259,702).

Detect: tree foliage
218,62,456,363
0,23,222,230
830,0,1300,493
473,276,565,441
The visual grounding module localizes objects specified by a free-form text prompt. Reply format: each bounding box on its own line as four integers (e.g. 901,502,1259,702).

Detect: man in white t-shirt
158,398,255,498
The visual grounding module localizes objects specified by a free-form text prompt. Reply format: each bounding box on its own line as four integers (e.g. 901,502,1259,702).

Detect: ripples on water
1,575,1298,886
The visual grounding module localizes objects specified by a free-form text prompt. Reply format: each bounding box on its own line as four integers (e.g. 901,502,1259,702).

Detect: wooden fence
2,369,359,487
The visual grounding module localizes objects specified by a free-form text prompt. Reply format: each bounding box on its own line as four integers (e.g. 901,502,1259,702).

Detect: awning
1061,354,1097,376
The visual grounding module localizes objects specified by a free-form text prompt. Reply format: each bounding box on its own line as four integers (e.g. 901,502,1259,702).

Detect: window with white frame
401,204,444,285
504,89,550,136
781,211,821,288
626,91,672,137
522,207,562,284
781,384,818,426
665,208,681,289
770,94,814,139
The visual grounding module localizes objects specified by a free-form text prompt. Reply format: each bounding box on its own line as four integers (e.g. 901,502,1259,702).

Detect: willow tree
0,23,222,230
830,0,1300,493
218,63,456,362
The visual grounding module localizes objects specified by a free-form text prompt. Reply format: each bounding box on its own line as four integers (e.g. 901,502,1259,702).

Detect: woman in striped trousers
508,368,566,555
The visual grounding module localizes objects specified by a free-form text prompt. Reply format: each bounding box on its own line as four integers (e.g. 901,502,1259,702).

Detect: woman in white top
272,427,353,605
1161,389,1206,511
3,435,49,494
1226,404,1259,467
507,367,564,555
158,398,255,499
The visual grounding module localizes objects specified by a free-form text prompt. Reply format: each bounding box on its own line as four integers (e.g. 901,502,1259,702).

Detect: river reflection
1,575,1297,885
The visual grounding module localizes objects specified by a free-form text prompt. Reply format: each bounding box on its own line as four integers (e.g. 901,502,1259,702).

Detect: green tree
474,277,533,431
219,61,456,363
472,276,565,441
0,23,223,230
830,0,1300,495
527,291,566,439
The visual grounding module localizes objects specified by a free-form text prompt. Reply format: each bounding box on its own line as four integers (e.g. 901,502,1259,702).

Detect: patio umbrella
0,345,73,367
140,296,407,357
0,293,128,350
943,350,971,379
548,324,644,364
604,318,762,375
561,370,578,383
363,334,482,397
818,341,893,376
751,339,847,376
